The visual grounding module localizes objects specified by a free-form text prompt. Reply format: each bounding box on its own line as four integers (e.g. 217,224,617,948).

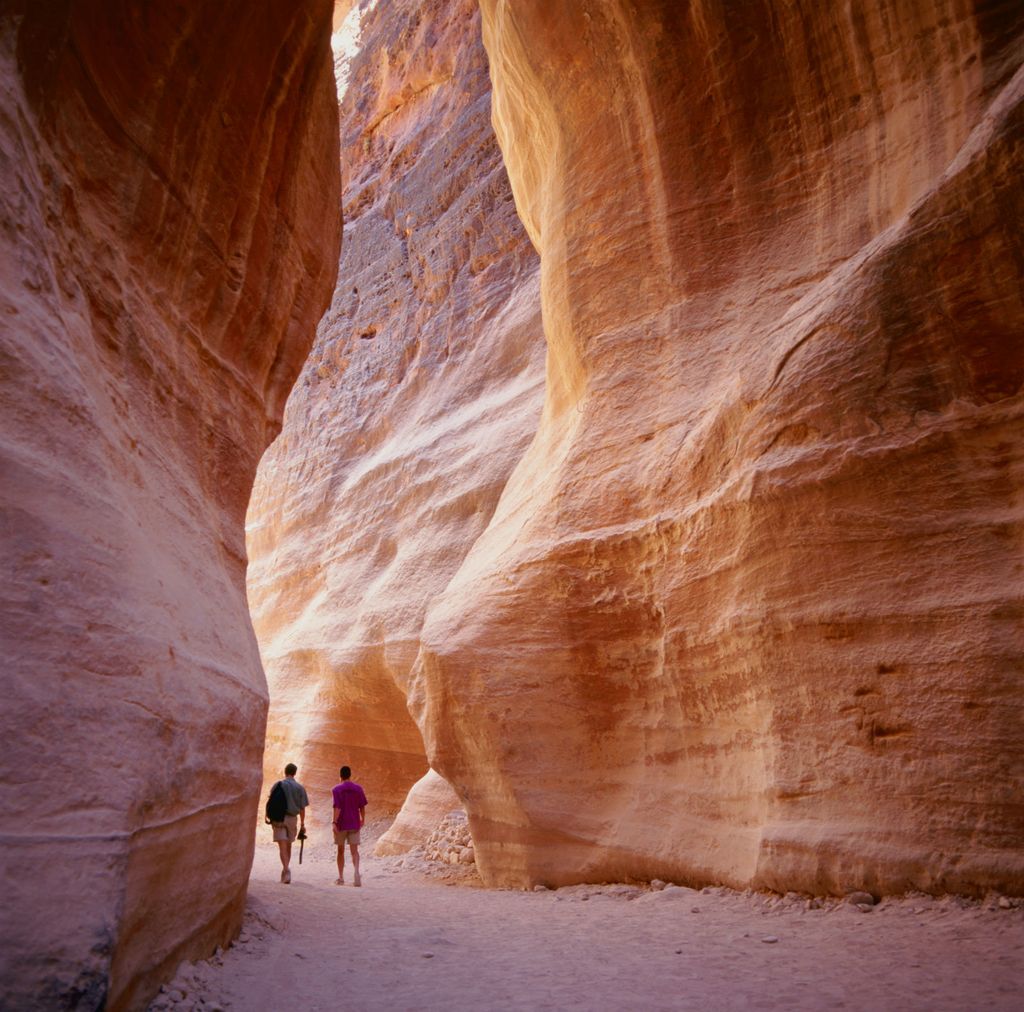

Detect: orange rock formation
246,0,544,820
411,0,1024,893
0,2,339,1007
7,4,1020,1004
250,1,1023,896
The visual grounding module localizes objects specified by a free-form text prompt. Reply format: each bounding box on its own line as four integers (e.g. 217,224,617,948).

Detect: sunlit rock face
374,769,462,856
246,0,543,820
411,0,1024,894
0,2,339,1007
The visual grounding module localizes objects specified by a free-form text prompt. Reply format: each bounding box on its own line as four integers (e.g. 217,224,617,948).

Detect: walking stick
298,827,307,864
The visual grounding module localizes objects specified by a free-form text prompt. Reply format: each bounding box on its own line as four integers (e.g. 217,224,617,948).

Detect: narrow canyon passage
2,0,1022,1009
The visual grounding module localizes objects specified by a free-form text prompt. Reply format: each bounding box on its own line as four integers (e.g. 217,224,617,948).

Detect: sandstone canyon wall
0,3,339,1008
375,769,462,856
409,0,1024,894
247,0,1023,900
246,0,544,820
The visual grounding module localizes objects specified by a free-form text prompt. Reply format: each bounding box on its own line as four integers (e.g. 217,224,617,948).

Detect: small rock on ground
847,891,876,907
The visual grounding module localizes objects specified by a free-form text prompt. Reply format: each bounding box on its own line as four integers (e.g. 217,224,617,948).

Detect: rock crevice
246,0,544,820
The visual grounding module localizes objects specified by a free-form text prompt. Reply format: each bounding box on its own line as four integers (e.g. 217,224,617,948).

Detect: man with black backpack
266,763,309,884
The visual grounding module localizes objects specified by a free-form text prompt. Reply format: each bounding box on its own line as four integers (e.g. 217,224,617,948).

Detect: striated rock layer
0,2,340,1008
409,0,1024,894
246,0,544,821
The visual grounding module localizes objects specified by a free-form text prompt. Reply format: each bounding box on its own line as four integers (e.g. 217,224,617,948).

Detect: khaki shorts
272,815,298,842
333,828,361,846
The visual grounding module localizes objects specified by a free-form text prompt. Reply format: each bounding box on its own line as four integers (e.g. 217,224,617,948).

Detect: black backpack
265,780,288,824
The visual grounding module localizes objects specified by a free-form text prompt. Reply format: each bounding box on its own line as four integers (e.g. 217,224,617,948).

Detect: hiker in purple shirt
332,765,368,887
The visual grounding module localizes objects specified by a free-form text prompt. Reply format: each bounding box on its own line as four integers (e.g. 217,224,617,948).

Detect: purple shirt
332,781,367,830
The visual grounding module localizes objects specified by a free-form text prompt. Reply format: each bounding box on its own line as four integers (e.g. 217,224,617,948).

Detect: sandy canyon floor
150,827,1024,1012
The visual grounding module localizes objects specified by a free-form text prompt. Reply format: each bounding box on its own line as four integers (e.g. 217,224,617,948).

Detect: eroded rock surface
246,0,543,818
409,0,1024,893
246,0,1022,898
374,769,462,856
0,2,339,1007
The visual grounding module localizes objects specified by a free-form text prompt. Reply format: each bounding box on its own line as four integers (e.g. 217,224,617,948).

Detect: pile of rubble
422,810,475,866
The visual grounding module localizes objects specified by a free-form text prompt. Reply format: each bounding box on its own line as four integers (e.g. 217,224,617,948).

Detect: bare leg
283,840,294,882
351,843,361,886
277,839,288,881
336,845,345,884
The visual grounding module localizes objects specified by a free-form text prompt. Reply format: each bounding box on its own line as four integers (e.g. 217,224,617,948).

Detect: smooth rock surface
0,2,340,1007
408,0,1024,892
374,769,462,856
246,0,544,819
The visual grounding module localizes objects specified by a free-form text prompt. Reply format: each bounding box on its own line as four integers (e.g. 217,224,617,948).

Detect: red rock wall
246,0,543,821
408,0,1024,893
0,2,339,1007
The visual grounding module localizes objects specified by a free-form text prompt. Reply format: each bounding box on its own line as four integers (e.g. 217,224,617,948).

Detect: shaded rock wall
246,0,543,819
409,0,1024,893
0,2,339,1008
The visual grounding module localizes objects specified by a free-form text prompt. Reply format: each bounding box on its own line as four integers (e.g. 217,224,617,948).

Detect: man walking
332,765,368,886
271,762,309,884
